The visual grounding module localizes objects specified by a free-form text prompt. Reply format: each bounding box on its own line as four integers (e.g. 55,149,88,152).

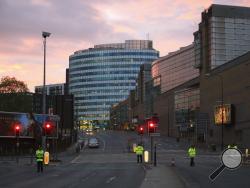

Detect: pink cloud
1,0,250,92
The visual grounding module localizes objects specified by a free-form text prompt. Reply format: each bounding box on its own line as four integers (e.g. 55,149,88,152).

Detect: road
0,130,144,188
0,130,249,188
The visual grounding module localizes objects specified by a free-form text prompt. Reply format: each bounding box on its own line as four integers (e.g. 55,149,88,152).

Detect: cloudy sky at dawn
1,0,250,91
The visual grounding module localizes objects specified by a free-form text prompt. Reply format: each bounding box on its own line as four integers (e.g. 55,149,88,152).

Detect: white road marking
106,176,116,184
70,155,81,163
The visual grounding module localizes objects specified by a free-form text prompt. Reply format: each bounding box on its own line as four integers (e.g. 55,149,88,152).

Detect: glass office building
151,44,199,94
194,4,250,70
69,40,159,124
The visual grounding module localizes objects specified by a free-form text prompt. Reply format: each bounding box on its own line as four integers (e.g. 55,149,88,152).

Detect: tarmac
140,164,185,188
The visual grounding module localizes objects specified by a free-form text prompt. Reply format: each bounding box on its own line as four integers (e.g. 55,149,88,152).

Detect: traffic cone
171,158,175,166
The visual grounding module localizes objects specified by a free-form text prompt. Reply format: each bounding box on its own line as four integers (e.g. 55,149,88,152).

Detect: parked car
88,137,99,148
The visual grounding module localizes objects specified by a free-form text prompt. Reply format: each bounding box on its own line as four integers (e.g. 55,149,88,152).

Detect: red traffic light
15,125,20,130
14,124,21,136
138,126,144,135
148,121,156,133
149,123,154,127
45,123,51,129
44,121,54,135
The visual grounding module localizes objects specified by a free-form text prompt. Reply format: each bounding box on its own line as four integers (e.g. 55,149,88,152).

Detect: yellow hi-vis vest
188,147,196,158
36,149,44,162
135,146,144,155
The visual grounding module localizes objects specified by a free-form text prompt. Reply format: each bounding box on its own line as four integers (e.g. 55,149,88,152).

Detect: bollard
246,149,249,158
44,151,50,165
133,143,137,153
144,151,149,163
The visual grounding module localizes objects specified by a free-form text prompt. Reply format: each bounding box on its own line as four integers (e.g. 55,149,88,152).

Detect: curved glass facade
69,40,159,122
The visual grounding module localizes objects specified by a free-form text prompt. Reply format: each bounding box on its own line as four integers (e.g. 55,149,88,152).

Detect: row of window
69,52,159,61
70,83,136,89
70,58,156,66
70,76,137,84
75,95,127,101
75,101,118,106
76,108,109,113
70,70,139,77
70,64,143,72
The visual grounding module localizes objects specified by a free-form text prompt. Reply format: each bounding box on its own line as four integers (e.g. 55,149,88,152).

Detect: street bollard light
144,151,149,163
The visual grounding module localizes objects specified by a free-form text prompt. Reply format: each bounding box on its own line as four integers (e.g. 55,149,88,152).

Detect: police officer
188,145,196,167
135,144,144,163
36,145,44,173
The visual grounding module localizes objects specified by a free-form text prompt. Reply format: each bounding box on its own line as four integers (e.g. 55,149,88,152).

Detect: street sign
150,133,160,137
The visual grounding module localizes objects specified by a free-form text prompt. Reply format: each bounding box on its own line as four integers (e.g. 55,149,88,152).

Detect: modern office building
194,4,250,71
151,43,199,94
35,83,65,95
69,40,159,124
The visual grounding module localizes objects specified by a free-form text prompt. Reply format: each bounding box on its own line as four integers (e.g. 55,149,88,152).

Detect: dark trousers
37,161,43,172
137,154,143,163
190,157,195,166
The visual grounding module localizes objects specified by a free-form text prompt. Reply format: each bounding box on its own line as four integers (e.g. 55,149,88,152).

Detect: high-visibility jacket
135,146,144,155
36,149,44,162
188,147,196,158
227,145,237,149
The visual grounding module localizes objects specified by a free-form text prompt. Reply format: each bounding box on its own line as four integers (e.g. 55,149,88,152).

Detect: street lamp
42,31,51,151
205,73,224,150
42,31,51,114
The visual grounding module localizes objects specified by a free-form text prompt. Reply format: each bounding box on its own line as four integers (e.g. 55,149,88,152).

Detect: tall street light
42,31,51,151
205,73,224,151
42,31,51,114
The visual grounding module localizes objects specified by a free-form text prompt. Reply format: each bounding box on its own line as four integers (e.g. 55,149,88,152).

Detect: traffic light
148,121,156,133
44,121,53,135
14,124,20,137
138,126,144,135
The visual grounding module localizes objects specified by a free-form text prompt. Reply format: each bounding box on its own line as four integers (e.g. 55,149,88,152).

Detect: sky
1,0,250,92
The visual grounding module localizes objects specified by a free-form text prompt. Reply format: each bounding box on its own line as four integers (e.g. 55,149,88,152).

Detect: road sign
150,133,160,137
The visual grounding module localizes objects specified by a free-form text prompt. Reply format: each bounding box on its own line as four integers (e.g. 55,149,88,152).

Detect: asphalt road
0,130,249,188
0,130,144,188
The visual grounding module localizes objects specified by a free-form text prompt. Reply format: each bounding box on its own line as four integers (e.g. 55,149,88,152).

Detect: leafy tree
0,76,29,93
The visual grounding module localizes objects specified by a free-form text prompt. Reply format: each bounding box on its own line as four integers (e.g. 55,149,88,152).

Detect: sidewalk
0,143,79,166
140,164,185,188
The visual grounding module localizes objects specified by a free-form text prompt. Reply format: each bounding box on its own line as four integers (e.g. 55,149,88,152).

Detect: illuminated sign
214,104,232,125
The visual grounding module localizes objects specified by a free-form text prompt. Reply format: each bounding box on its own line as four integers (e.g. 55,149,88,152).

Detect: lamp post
42,31,51,151
205,73,224,151
42,31,51,114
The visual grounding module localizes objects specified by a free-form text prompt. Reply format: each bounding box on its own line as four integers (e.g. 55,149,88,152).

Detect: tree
0,76,29,93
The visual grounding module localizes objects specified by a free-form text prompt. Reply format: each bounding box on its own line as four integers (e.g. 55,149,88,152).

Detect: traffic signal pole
16,135,19,164
150,136,153,163
154,143,157,166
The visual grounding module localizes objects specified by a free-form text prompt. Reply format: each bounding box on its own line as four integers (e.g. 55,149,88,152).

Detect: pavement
140,164,184,188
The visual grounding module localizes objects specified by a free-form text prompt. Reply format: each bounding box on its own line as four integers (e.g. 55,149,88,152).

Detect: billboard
214,104,232,125
0,111,59,138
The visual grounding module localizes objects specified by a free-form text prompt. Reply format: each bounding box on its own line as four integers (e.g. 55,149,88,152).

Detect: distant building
35,83,66,95
69,40,159,124
194,4,250,71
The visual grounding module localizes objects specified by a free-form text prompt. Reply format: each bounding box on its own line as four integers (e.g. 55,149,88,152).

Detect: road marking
70,155,81,163
106,176,116,184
